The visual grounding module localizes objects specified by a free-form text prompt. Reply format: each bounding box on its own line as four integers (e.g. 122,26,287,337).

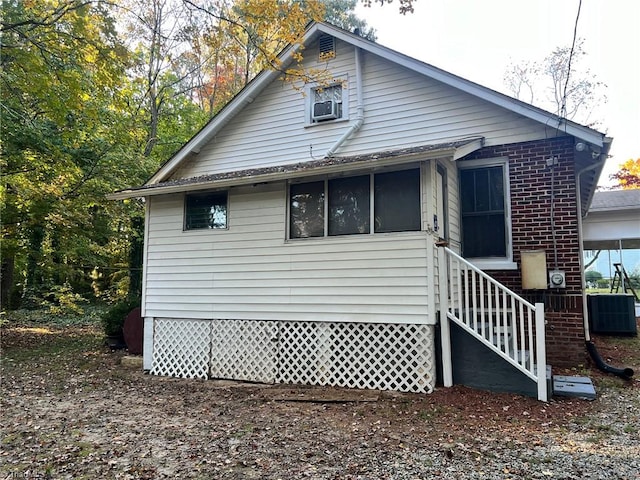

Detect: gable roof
146,22,609,185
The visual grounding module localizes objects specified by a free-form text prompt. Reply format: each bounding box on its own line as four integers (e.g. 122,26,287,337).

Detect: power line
560,0,583,120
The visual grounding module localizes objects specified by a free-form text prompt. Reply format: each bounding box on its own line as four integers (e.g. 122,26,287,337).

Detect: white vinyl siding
172,40,555,181
144,183,432,324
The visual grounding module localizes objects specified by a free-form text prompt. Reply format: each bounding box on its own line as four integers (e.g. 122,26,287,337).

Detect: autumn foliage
610,158,640,189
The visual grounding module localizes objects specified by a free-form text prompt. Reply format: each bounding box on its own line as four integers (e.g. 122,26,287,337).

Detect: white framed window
305,77,348,125
459,157,516,269
184,191,228,230
289,168,421,239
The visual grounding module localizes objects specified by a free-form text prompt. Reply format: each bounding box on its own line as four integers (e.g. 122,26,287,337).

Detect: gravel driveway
1,325,639,479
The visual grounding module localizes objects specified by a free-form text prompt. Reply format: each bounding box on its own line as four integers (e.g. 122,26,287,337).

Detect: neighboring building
583,188,640,291
584,189,640,252
111,22,613,401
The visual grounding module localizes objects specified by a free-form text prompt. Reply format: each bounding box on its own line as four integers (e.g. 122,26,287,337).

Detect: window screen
288,170,422,239
374,169,421,233
328,175,370,236
185,192,227,230
460,166,506,257
290,181,325,238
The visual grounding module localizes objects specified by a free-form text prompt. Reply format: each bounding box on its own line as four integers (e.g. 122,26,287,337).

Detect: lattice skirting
150,319,211,379
150,319,436,393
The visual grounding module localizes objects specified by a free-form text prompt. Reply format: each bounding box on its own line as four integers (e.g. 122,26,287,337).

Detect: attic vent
318,35,335,61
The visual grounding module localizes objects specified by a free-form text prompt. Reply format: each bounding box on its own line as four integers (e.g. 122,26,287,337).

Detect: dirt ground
1,323,639,479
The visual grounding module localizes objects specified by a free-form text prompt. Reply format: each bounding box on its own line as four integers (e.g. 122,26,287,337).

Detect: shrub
102,297,141,337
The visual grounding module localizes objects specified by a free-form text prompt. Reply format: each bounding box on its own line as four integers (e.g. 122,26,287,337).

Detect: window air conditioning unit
312,100,338,121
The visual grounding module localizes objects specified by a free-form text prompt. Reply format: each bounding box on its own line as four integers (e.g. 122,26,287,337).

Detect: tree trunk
1,255,15,309
26,223,46,294
128,215,144,299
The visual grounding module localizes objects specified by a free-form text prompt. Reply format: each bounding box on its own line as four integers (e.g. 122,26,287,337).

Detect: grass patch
0,308,107,382
1,326,102,361
2,304,107,328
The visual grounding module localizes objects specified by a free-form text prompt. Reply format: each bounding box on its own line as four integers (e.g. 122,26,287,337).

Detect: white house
111,22,612,401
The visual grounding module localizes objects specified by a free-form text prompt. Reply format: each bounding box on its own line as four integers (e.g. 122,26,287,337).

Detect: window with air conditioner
311,84,342,122
306,78,348,125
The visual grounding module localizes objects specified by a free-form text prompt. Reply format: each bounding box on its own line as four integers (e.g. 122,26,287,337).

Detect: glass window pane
462,213,506,257
374,169,421,233
328,175,370,235
290,181,325,238
475,168,490,211
460,170,475,213
332,85,342,102
489,167,504,210
185,192,227,230
460,164,507,258
314,84,341,102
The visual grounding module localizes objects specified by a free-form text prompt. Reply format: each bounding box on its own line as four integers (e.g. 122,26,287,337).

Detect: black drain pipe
586,341,634,380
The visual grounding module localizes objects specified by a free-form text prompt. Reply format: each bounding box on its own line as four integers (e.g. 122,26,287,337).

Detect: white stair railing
438,246,547,402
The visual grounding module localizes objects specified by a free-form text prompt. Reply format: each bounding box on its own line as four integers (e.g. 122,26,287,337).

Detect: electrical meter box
521,250,548,290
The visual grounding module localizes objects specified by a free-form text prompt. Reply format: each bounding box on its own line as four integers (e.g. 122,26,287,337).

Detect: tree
1,0,141,308
361,0,415,14
0,0,167,309
318,0,377,40
585,270,603,285
610,159,640,189
0,0,381,310
504,39,607,127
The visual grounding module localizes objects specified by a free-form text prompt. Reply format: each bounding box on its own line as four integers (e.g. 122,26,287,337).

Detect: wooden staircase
438,246,548,401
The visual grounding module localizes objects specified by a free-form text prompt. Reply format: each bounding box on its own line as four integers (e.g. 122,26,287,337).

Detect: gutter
326,46,364,157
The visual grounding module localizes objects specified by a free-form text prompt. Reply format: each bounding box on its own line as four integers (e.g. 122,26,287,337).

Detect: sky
354,0,640,187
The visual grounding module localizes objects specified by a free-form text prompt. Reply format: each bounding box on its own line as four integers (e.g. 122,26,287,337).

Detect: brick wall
463,137,586,366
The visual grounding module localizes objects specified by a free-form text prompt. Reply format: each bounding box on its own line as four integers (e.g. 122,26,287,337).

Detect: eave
108,138,483,200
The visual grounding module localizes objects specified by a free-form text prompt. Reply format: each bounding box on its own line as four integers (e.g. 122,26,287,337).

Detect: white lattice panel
151,318,211,379
210,320,278,383
278,322,435,393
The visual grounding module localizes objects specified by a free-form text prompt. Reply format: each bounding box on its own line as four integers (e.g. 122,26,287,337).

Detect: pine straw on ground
1,322,639,479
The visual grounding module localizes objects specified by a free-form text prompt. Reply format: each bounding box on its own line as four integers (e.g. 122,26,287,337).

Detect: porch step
552,375,596,400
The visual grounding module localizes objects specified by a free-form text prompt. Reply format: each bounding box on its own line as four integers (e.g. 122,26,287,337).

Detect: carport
583,189,640,297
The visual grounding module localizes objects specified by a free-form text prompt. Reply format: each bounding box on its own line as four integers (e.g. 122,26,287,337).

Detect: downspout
576,154,634,380
576,156,605,343
326,46,364,157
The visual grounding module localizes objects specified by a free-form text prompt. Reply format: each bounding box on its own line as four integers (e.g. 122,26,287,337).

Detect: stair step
552,375,596,400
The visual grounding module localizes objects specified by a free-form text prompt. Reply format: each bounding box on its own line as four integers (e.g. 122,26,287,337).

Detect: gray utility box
587,294,637,335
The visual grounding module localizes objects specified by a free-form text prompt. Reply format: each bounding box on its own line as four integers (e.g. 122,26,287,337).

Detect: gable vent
318,35,336,61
